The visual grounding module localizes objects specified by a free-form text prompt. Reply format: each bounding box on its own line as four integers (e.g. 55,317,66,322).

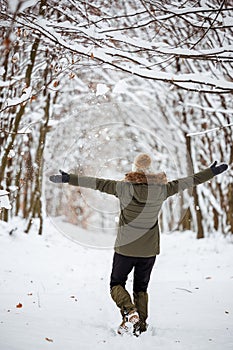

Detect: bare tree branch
191,0,226,48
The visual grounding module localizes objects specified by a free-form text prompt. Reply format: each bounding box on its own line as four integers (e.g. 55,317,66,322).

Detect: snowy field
0,218,233,350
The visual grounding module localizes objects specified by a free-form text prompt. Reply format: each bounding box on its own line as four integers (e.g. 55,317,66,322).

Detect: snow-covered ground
0,218,233,350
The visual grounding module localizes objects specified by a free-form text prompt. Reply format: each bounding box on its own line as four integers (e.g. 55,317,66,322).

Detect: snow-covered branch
5,14,233,93
187,122,233,137
0,190,11,210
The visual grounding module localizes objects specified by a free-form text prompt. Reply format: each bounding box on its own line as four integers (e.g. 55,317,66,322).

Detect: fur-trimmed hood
124,171,167,184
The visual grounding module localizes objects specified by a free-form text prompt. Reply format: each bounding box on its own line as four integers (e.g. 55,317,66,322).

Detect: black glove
49,169,70,183
210,161,228,176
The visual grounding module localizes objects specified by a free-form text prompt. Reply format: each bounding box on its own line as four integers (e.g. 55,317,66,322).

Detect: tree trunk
25,93,50,234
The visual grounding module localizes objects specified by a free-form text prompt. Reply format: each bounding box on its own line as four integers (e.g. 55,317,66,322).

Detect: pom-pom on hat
132,153,153,173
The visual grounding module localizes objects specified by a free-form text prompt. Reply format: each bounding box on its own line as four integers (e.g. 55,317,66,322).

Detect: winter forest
0,0,232,237
0,0,233,349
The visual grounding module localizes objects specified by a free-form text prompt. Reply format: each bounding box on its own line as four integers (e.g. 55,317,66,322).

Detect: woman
50,154,228,336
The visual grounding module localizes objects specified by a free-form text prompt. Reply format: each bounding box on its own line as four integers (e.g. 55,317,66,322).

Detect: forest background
0,0,232,239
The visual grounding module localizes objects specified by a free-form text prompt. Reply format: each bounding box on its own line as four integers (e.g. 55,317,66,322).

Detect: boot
111,285,139,335
133,291,148,334
117,309,139,335
111,285,136,317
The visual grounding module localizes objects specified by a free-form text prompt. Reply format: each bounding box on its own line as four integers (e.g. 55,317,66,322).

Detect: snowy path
0,219,233,350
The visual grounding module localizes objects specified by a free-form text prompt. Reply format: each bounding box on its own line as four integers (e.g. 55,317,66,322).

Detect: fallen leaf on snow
16,303,23,308
45,337,53,342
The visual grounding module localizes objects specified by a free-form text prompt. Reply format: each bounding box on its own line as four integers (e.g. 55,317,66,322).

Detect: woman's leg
110,252,136,316
133,256,156,327
133,291,148,322
133,256,156,293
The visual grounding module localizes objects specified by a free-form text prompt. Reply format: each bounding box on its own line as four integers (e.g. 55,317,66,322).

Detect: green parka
69,168,214,257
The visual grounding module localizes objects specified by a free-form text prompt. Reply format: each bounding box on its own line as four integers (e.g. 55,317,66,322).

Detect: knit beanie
132,153,153,173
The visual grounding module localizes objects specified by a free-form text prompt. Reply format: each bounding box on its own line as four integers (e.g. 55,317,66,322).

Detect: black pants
110,252,156,293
